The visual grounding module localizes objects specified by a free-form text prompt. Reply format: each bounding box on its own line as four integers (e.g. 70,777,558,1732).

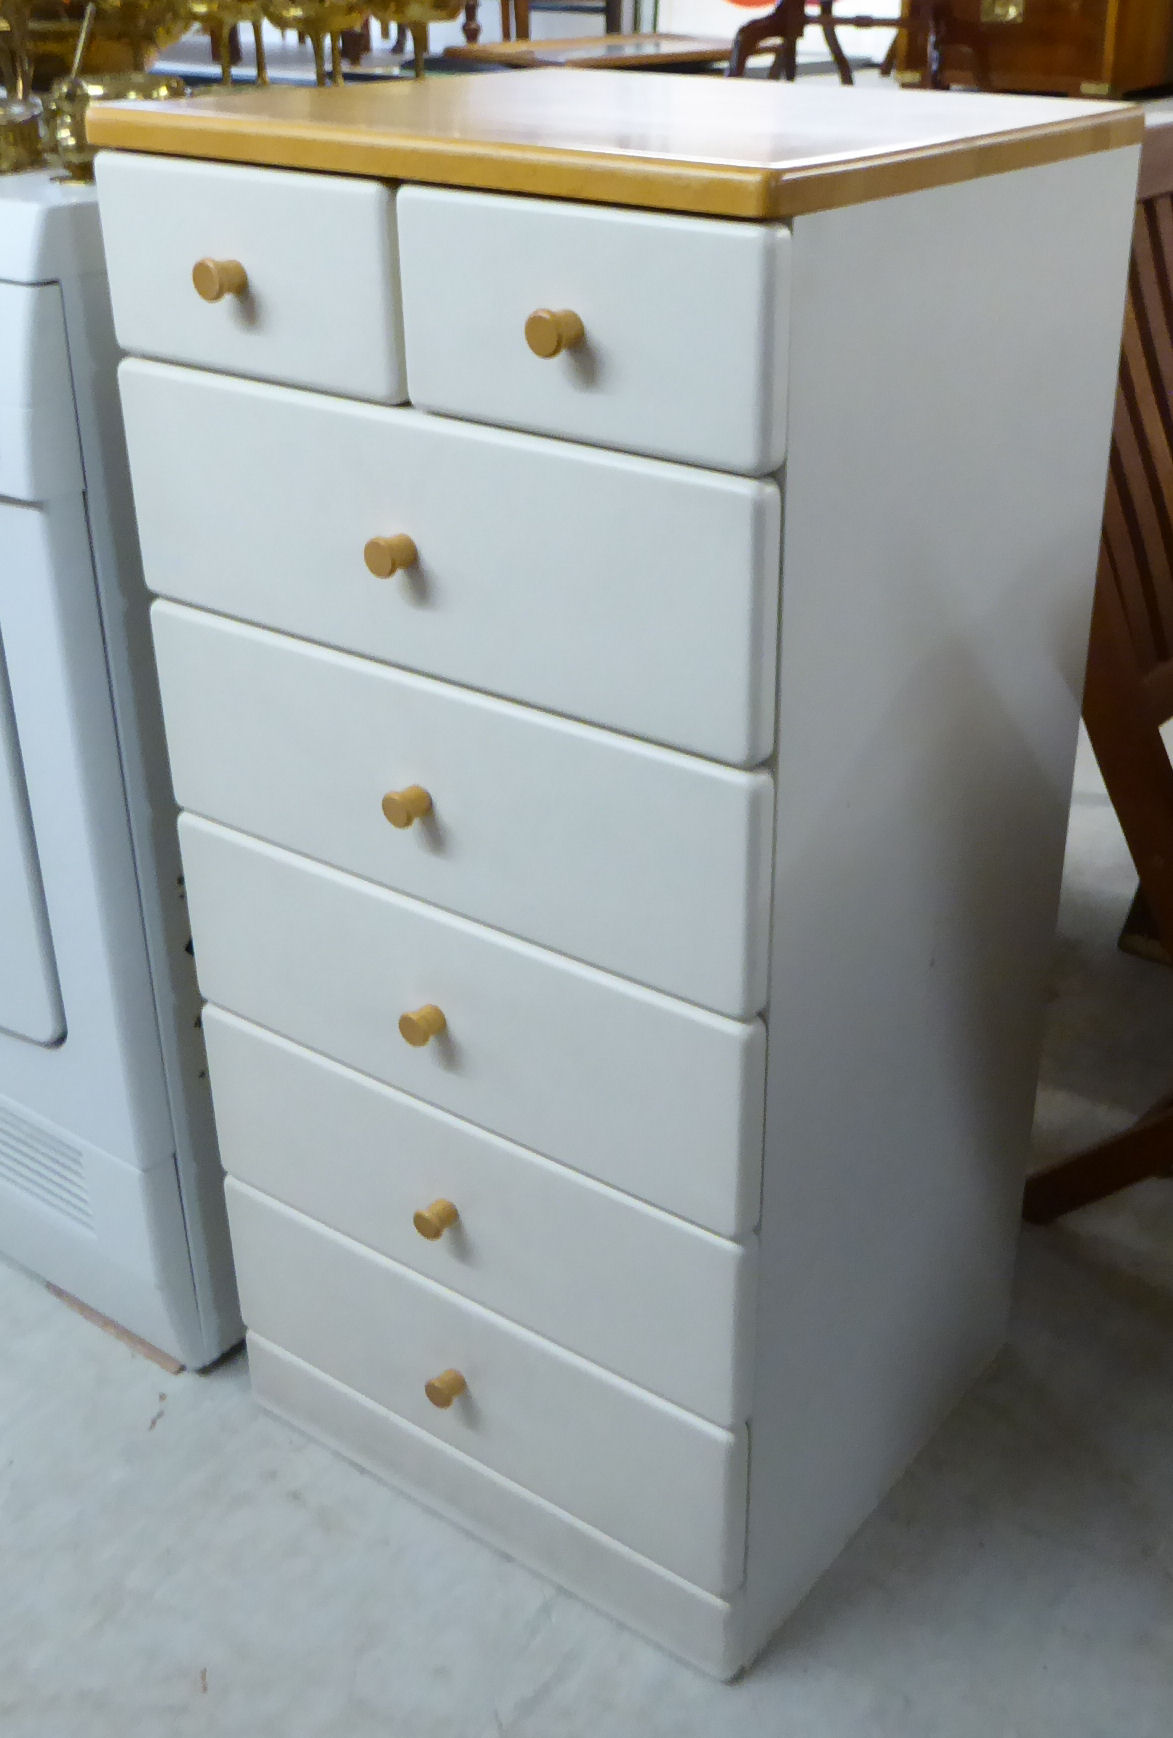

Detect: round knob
414,1198,459,1240
425,1368,467,1409
192,258,249,302
399,1004,446,1047
524,308,585,359
382,785,433,829
364,534,418,578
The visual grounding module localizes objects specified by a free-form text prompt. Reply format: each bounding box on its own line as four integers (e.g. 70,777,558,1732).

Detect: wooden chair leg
462,0,480,44
1024,1097,1173,1223
1118,885,1173,967
499,0,511,39
727,0,803,79
514,0,530,36
819,1,854,83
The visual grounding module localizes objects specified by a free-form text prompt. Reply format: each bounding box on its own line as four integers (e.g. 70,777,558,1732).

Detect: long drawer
95,154,406,403
226,1180,749,1595
154,603,774,1017
398,186,790,475
180,817,765,1236
119,361,781,766
205,1007,756,1425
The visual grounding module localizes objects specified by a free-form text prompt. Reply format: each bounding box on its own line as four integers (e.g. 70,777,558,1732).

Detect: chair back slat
1102,451,1164,675
1099,195,1173,700
1117,308,1173,662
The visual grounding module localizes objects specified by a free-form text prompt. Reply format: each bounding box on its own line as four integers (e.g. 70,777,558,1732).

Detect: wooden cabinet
91,74,1142,1678
899,0,1173,97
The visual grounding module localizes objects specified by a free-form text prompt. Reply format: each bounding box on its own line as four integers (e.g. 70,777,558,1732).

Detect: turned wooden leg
410,19,428,72
927,0,948,87
340,17,371,64
462,0,481,43
819,1,853,84
253,18,268,82
1023,1097,1173,1223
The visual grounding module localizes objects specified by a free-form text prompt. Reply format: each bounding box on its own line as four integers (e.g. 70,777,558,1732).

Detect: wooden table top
443,33,734,69
88,70,1143,221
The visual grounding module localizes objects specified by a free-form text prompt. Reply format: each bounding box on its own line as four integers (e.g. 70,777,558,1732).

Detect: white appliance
0,169,240,1367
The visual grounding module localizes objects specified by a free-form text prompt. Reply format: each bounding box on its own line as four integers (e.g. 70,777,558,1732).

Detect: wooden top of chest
88,70,1142,222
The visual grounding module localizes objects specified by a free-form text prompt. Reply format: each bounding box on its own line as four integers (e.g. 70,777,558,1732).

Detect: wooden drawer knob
399,1003,446,1047
425,1368,467,1409
364,534,418,578
414,1198,459,1240
524,308,585,359
382,785,432,829
192,258,249,302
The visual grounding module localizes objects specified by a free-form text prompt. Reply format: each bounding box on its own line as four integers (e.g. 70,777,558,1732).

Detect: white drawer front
95,153,405,403
154,604,773,1017
226,1180,749,1594
206,1008,756,1425
181,818,765,1236
398,187,790,474
120,361,780,766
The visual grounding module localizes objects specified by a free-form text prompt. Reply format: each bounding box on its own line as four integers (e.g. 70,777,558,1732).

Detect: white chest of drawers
92,72,1141,1677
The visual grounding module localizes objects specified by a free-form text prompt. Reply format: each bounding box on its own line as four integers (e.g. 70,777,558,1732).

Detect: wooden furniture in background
1024,118,1173,1224
727,0,989,87
488,0,623,42
446,30,729,65
898,0,1173,97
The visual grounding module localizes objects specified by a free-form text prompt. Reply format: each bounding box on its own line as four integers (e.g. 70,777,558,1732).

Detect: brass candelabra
0,0,462,149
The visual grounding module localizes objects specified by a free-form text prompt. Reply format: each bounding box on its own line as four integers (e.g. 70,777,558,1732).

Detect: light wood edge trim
87,104,1143,222
771,108,1144,220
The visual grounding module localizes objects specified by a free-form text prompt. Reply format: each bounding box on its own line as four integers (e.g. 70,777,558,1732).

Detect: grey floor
3,730,1173,1737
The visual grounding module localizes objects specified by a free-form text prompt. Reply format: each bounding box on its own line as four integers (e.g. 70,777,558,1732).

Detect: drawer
154,603,774,1017
180,817,765,1236
0,283,83,502
225,1179,749,1595
120,361,780,766
398,187,790,474
205,1007,756,1425
95,154,405,403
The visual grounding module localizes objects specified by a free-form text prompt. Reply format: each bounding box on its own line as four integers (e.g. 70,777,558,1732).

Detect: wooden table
444,31,733,68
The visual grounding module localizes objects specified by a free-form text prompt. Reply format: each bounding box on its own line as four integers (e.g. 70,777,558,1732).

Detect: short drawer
154,603,774,1017
225,1179,749,1595
95,153,405,402
398,187,790,474
180,817,765,1236
120,361,780,766
205,1007,757,1425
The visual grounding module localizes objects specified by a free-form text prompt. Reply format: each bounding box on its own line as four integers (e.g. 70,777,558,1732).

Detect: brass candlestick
369,0,461,76
265,0,363,83
43,1,185,177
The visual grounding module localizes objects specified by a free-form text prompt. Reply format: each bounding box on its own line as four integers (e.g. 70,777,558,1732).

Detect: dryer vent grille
0,1105,92,1229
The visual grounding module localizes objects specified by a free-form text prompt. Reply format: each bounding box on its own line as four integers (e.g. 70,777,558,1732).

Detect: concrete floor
3,730,1173,1736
